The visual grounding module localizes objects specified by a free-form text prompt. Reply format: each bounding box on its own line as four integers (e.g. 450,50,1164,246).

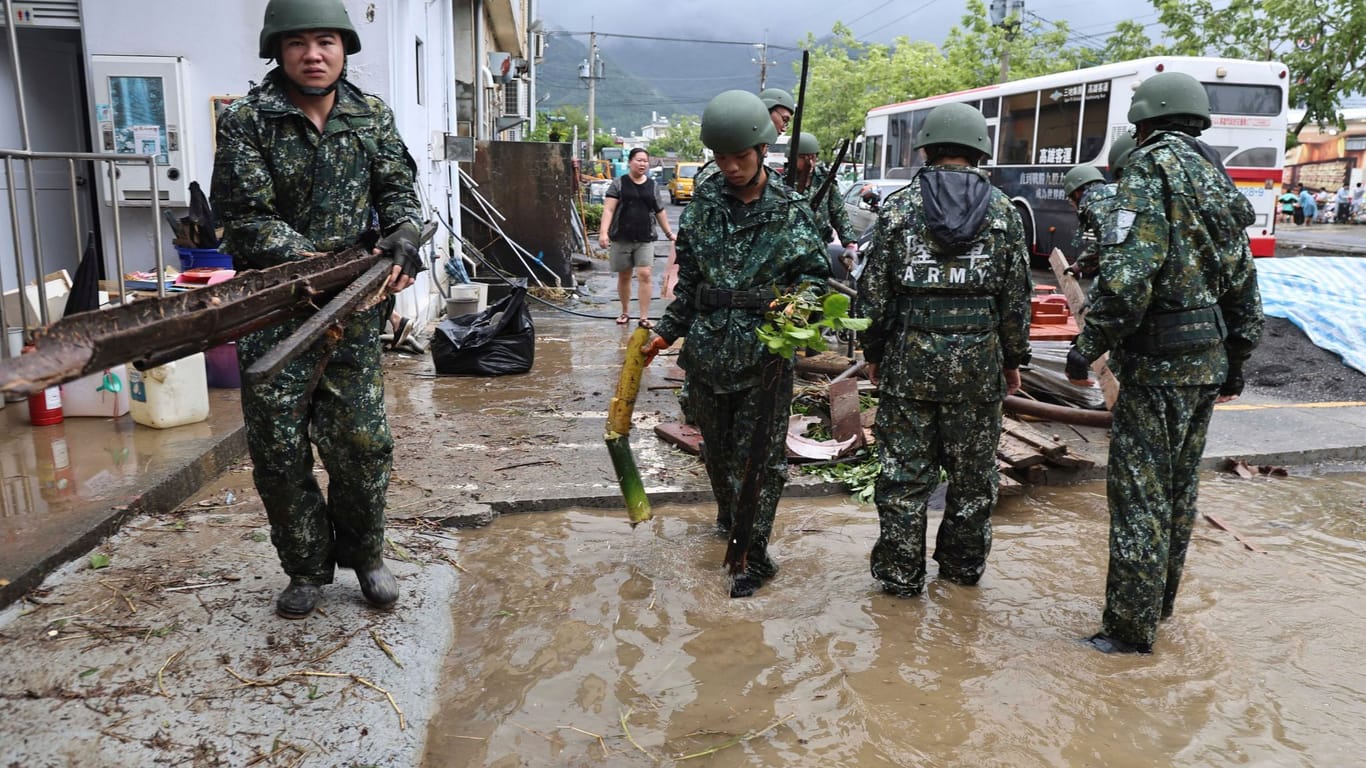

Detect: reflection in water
425,472,1366,766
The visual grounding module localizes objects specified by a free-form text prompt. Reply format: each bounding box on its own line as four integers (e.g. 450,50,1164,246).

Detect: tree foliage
525,105,589,143
649,115,704,160
795,1,1094,152
1151,0,1366,135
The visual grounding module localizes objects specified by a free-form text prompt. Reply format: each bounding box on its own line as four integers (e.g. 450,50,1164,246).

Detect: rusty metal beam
0,245,381,396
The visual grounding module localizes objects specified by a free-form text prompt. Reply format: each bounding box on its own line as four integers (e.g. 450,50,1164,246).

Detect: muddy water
424,471,1366,767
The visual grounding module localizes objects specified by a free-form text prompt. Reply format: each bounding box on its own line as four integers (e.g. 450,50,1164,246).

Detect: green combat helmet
259,0,361,59
1063,165,1105,198
913,102,993,159
1108,133,1138,177
796,132,820,155
1127,71,1211,131
759,87,796,113
701,90,778,154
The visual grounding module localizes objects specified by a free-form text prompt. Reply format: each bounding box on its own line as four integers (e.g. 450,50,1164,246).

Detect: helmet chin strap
291,80,339,96
747,145,767,187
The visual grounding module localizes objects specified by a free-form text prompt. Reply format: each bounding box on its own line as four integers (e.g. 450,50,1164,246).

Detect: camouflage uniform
1072,182,1117,278
654,171,830,575
1076,130,1263,647
857,164,1032,594
211,67,420,585
807,163,857,246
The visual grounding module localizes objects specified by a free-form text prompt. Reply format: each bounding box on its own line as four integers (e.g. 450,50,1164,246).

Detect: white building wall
73,0,454,324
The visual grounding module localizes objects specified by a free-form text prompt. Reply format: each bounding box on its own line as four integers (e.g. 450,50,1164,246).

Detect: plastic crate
176,246,233,271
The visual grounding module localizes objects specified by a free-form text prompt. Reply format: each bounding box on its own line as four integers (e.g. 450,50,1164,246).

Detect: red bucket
28,385,63,426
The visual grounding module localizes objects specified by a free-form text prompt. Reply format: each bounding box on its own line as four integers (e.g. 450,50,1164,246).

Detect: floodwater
424,471,1366,767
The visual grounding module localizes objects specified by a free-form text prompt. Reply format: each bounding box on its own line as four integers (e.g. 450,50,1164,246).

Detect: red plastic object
28,385,63,425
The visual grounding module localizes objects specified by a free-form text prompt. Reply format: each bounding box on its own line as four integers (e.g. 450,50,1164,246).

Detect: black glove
377,221,424,278
1220,361,1244,398
1066,345,1092,383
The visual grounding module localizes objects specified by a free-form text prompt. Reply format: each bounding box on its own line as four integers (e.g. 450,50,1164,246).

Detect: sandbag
431,285,535,375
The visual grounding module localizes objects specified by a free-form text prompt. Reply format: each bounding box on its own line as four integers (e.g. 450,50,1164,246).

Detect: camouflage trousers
1103,383,1218,646
236,305,394,584
871,395,1001,594
688,362,793,578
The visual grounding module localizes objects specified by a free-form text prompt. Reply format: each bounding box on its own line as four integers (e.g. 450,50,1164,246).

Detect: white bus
862,56,1288,262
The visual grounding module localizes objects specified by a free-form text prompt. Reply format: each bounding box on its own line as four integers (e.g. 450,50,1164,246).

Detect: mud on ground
1244,316,1366,403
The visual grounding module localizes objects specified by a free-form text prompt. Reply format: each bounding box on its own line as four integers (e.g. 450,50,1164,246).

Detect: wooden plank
1048,247,1120,409
1003,418,1068,460
997,432,1048,468
998,470,1025,496
653,422,702,455
828,377,865,448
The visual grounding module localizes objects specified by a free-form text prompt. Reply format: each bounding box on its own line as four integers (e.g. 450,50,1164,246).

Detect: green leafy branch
757,286,870,359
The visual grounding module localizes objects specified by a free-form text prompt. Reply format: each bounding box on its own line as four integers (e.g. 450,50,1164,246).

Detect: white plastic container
129,353,209,429
446,282,487,317
63,365,132,418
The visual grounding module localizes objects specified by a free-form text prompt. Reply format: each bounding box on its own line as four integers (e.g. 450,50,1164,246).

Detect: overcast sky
540,0,1154,51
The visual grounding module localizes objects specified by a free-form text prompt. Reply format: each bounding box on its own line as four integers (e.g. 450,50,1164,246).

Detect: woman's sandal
637,318,654,330
616,313,630,325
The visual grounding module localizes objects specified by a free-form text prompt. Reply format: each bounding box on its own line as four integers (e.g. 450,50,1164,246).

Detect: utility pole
579,29,602,159
753,31,773,89
991,0,1024,84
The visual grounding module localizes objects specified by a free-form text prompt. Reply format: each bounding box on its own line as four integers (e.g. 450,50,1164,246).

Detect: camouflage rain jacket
654,171,830,393
1075,130,1263,385
211,67,420,269
857,164,1033,403
1072,182,1117,276
808,163,857,245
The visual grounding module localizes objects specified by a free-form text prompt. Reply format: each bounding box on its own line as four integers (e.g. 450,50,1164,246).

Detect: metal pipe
108,162,126,306
23,158,46,324
3,0,32,151
149,157,164,297
67,158,82,278
1003,395,1113,428
4,157,30,340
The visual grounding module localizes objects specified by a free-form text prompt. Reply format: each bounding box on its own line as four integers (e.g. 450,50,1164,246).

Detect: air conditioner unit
503,78,529,119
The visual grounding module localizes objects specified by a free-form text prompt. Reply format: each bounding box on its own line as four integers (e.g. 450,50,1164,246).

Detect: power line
549,30,799,50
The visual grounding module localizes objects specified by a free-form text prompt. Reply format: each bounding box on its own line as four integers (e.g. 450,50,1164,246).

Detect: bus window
1078,81,1111,162
981,97,999,119
999,92,1037,165
984,125,997,166
864,135,882,179
1226,147,1279,167
1204,83,1282,116
887,110,928,174
1037,86,1083,164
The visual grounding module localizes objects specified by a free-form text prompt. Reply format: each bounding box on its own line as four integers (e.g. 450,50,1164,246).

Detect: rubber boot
276,581,322,619
1084,633,1152,655
357,562,399,609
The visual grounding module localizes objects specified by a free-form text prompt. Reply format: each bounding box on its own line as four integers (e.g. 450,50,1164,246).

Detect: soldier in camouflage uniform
642,90,830,598
211,0,423,619
1066,72,1263,654
857,103,1033,597
1062,165,1111,279
692,88,795,190
793,132,859,250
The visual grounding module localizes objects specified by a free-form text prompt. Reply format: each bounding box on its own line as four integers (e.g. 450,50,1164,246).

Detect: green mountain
540,30,801,136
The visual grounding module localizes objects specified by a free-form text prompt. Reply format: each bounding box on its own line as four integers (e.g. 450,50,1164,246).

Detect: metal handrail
0,148,164,359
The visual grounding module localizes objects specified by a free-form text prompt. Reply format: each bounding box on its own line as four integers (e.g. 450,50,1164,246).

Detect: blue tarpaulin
1255,256,1366,375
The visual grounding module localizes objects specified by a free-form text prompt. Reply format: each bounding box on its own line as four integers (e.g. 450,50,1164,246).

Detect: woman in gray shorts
599,147,677,326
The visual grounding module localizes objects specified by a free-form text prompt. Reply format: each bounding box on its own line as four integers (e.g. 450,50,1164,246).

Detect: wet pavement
0,213,1365,765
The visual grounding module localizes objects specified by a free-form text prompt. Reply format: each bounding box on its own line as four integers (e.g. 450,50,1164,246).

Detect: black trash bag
431,285,535,376
63,232,101,318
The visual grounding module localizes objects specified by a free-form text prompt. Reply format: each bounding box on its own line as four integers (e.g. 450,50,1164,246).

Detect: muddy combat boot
276,581,322,619
1084,633,1152,655
729,550,779,598
357,562,399,609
